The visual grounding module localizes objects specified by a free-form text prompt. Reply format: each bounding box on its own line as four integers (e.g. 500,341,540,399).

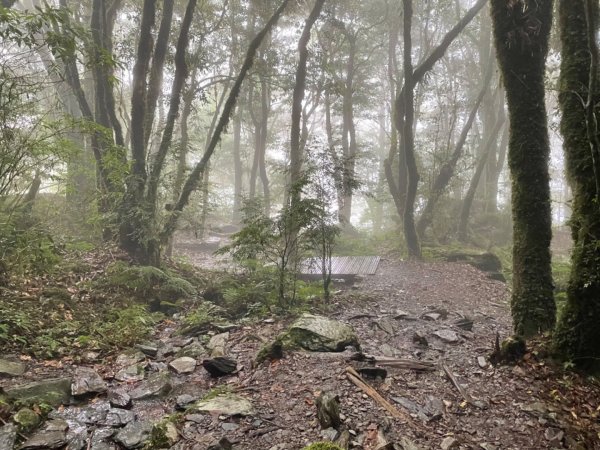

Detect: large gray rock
5,378,71,407
0,359,26,377
108,389,132,409
113,421,152,449
0,424,17,450
282,314,360,352
129,373,172,400
72,367,107,396
189,394,255,417
207,333,229,357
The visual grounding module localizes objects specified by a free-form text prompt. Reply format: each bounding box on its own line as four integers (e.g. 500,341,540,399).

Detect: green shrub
94,305,160,349
301,443,344,450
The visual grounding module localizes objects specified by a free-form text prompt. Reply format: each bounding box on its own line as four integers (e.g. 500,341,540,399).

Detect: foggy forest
0,0,599,449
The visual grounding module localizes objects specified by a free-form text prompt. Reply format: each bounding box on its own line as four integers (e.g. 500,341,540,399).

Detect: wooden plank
299,256,380,276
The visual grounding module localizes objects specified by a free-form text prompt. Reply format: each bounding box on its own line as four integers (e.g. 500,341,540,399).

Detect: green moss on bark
553,0,600,370
490,0,556,337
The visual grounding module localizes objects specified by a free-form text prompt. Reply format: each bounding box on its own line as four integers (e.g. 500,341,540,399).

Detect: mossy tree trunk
553,0,600,369
490,0,555,337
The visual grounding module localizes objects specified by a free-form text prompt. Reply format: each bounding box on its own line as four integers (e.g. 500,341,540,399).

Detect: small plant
94,305,161,349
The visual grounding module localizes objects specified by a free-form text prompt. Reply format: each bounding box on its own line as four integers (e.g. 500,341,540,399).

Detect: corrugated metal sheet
300,256,380,276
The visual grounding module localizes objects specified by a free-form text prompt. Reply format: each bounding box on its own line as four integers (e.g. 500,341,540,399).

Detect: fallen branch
440,362,487,409
349,353,436,371
345,366,428,432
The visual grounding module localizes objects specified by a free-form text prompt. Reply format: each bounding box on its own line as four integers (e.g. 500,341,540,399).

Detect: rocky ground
1,252,600,450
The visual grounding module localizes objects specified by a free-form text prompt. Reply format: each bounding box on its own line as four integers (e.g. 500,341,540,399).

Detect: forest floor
1,242,600,450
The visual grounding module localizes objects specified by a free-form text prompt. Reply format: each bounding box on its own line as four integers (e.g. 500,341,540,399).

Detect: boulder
49,402,109,425
0,359,26,377
129,373,172,400
189,394,255,417
168,357,196,374
5,378,71,407
115,352,145,367
101,408,136,427
71,367,107,397
282,314,360,352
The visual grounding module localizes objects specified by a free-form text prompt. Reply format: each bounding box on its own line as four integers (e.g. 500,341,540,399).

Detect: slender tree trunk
417,59,492,237
553,0,600,369
399,0,421,258
393,0,487,257
458,106,506,242
491,0,555,337
232,107,243,223
289,0,326,206
161,0,291,244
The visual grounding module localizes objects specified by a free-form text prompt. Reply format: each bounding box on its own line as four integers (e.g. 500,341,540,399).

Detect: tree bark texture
553,0,600,369
491,0,555,337
289,0,326,207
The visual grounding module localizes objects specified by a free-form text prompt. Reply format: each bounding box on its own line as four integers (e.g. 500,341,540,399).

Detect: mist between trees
0,0,599,368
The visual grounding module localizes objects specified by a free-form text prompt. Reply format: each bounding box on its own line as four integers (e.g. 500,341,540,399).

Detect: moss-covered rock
490,335,527,365
13,407,41,431
5,378,72,407
255,338,284,365
281,314,360,352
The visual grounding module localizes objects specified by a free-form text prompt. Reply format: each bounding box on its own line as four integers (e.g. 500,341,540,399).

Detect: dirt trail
2,252,599,450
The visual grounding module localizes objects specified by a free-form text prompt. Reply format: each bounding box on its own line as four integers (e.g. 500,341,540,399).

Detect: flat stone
221,422,239,432
5,378,72,407
49,402,109,425
190,394,255,417
282,313,360,352
399,437,424,450
423,312,441,321
45,420,69,432
101,408,135,427
432,329,460,344
72,367,107,396
441,436,459,450
202,357,237,377
477,356,488,368
320,427,339,441
113,421,152,449
168,357,196,374
207,332,229,357
108,389,132,409
0,359,26,377
135,343,159,357
115,352,145,367
0,424,17,450
393,310,411,319
129,373,172,400
20,430,67,449
114,365,145,383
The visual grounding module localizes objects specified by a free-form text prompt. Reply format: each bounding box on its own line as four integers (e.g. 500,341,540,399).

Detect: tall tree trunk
399,0,420,258
289,0,326,206
491,0,555,337
553,0,600,369
393,0,487,257
417,59,493,237
161,0,291,244
232,107,243,223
